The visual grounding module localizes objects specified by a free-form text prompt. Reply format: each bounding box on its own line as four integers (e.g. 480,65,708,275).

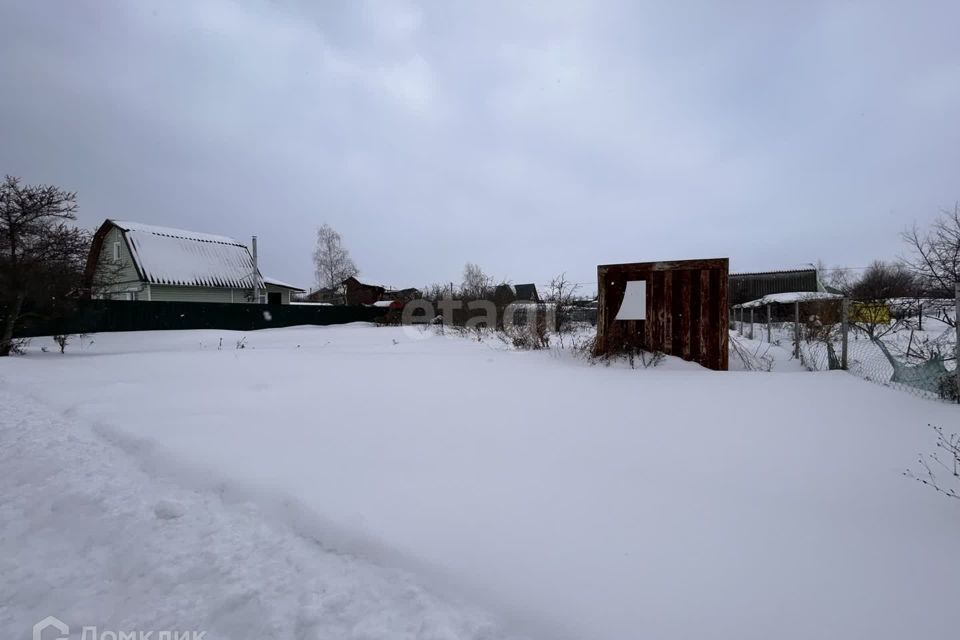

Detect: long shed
728,268,820,306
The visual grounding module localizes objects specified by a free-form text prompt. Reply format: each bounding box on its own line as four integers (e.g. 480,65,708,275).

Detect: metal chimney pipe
252,235,259,303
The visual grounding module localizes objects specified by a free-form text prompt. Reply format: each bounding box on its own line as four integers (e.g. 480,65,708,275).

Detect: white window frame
112,241,121,263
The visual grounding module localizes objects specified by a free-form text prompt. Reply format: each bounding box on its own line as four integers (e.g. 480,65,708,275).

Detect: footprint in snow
154,499,185,520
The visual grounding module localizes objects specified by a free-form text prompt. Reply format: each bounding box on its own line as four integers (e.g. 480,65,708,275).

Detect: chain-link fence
731,290,959,402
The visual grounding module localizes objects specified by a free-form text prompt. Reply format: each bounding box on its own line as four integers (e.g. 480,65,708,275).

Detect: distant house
302,279,421,306
83,220,304,304
494,283,540,304
343,277,385,306
304,286,345,305
340,278,422,306
381,287,422,302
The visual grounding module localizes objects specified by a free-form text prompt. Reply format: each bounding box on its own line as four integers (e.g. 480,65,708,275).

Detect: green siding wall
95,226,142,298
150,285,249,303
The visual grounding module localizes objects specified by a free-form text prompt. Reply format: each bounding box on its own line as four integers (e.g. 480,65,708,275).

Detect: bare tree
460,262,492,299
851,260,916,301
816,260,854,293
313,223,358,290
0,176,89,356
902,204,960,326
545,272,581,345
847,260,917,339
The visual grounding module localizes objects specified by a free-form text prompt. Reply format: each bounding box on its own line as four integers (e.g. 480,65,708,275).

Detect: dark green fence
7,300,388,338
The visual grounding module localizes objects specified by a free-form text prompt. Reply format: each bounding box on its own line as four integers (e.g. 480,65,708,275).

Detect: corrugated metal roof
111,220,263,289
730,268,817,277
734,291,843,308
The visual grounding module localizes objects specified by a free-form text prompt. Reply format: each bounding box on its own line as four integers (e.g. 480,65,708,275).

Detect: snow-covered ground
2,324,959,639
0,378,519,640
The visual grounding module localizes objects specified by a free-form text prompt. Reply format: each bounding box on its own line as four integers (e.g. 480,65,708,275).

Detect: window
112,241,121,263
615,280,647,320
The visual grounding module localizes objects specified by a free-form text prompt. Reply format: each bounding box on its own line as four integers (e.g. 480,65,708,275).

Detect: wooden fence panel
595,258,729,370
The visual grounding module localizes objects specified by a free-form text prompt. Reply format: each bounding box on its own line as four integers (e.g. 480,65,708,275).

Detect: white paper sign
615,280,647,320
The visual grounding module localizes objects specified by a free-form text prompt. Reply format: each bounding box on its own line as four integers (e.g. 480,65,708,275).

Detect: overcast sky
2,1,958,292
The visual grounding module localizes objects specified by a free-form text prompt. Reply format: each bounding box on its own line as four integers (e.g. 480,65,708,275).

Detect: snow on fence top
112,220,263,289
735,291,843,309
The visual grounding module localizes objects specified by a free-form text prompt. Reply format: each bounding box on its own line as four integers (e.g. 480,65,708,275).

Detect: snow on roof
735,291,843,308
111,220,262,289
263,276,304,291
112,220,238,245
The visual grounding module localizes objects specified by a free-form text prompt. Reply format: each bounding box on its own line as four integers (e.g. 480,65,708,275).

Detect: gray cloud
2,0,958,292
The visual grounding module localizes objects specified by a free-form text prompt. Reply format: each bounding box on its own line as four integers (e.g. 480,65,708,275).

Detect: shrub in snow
574,333,664,368
497,318,550,350
8,337,30,355
936,376,959,402
905,425,960,501
52,334,70,354
729,335,775,372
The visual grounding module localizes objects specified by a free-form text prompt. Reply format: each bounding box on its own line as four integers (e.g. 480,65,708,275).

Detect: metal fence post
766,303,772,343
841,297,849,371
738,307,743,336
749,308,755,340
794,300,800,359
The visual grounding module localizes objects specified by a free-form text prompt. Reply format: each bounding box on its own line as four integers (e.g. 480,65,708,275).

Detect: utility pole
794,301,801,360
251,236,260,303
766,303,772,343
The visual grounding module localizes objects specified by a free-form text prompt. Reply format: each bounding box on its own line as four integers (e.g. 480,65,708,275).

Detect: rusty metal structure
595,258,729,370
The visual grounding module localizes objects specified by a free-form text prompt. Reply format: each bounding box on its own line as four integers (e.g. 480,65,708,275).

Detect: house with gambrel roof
83,220,303,304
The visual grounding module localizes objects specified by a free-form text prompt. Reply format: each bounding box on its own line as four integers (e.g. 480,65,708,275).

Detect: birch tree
313,224,358,290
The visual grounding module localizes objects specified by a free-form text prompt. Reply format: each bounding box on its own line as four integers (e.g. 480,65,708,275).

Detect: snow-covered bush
8,337,29,355
729,335,775,372
573,333,663,368
936,376,959,402
52,334,70,354
497,317,550,350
